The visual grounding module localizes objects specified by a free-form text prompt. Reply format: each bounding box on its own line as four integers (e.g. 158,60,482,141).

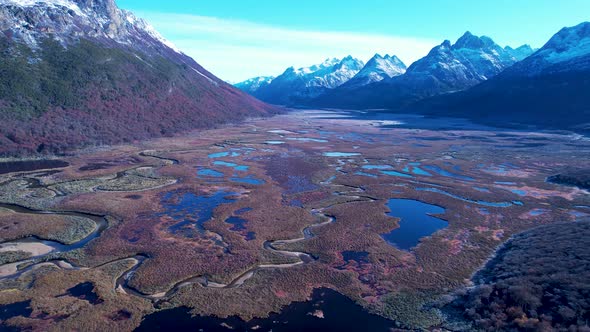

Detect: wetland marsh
0,109,588,331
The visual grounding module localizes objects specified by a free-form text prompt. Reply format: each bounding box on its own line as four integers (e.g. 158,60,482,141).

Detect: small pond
381,199,448,250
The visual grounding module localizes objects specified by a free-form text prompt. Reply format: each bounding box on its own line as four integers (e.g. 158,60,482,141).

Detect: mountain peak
510,21,590,73
542,21,590,55
342,53,406,88
0,0,182,54
453,31,495,50
0,0,274,155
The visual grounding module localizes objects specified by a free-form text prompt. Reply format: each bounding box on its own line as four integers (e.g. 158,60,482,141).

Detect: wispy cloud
139,13,439,82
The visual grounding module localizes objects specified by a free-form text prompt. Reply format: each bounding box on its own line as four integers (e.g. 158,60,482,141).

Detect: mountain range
0,0,277,155
408,22,590,131
237,32,534,109
236,23,590,131
247,56,365,105
341,54,407,88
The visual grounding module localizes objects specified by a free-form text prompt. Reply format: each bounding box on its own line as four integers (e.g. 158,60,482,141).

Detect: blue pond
416,187,520,207
510,189,526,196
230,176,265,185
161,190,238,238
403,162,432,176
381,199,448,250
208,151,240,159
197,168,224,178
423,165,474,181
380,170,413,178
362,165,392,170
213,161,249,171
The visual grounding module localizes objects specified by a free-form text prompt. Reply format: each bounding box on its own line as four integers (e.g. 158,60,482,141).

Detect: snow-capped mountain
506,21,590,76
311,31,534,109
254,56,365,104
400,31,534,92
0,0,275,155
407,22,590,132
0,0,182,55
342,54,406,88
235,76,275,93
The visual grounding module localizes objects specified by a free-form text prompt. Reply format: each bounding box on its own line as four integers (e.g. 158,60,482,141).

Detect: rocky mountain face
506,22,590,76
311,32,534,109
387,31,533,94
0,0,277,155
252,56,365,105
407,22,590,132
342,54,406,88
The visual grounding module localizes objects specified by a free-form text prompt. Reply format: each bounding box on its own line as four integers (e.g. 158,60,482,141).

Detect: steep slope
254,56,365,105
0,0,277,155
234,76,275,94
409,22,590,131
342,54,406,88
312,32,533,109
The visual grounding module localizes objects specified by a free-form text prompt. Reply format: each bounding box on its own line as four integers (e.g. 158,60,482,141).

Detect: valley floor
0,110,588,331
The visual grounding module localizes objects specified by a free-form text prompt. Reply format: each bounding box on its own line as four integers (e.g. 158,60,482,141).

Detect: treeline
443,221,590,331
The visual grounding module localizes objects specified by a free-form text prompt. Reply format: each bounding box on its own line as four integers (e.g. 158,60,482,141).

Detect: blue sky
117,0,590,82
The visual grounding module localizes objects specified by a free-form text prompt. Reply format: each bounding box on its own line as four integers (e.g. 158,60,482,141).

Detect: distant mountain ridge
0,0,277,155
236,56,365,105
236,31,534,109
310,31,534,109
407,22,590,132
342,54,406,88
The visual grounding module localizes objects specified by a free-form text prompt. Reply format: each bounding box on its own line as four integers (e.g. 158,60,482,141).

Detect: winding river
0,150,365,303
0,204,338,301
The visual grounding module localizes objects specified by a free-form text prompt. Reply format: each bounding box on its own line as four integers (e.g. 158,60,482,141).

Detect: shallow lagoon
213,161,249,171
161,190,238,237
208,151,240,159
380,170,414,178
197,168,224,178
381,199,448,250
423,165,474,181
230,175,265,185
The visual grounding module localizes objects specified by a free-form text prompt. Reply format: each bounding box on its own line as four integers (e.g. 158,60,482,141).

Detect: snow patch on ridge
0,0,83,15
